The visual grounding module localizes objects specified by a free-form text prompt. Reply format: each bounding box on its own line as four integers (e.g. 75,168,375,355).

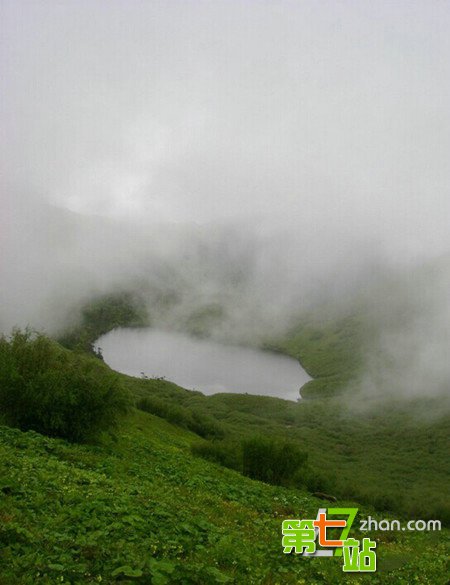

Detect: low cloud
1,1,449,405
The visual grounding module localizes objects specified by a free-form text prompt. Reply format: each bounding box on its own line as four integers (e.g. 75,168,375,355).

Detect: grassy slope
56,294,450,520
3,294,447,582
124,332,450,523
0,411,448,584
262,314,364,399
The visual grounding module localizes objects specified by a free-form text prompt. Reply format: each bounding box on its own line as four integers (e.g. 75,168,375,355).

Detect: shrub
0,329,131,442
241,436,308,486
187,410,225,439
191,440,242,471
371,492,403,514
192,436,308,487
302,468,336,494
137,396,185,424
137,397,225,439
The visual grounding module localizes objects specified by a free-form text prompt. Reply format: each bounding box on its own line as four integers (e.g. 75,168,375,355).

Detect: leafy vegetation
191,436,309,489
137,396,225,439
0,412,448,584
241,436,308,486
124,369,450,524
0,329,130,442
1,295,448,582
264,314,365,398
191,439,242,471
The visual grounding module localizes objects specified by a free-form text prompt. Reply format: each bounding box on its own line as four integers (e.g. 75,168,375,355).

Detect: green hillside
53,293,449,522
0,410,447,584
1,294,449,583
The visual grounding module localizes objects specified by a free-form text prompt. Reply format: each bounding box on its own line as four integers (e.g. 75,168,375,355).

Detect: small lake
97,328,310,401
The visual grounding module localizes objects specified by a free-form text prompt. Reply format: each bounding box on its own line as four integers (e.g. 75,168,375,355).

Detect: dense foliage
241,436,308,486
1,296,449,583
191,436,309,488
0,330,130,442
0,413,447,584
137,396,225,439
127,372,450,524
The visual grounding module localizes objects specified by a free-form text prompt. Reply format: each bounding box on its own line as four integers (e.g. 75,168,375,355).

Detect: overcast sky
1,0,449,261
1,1,450,404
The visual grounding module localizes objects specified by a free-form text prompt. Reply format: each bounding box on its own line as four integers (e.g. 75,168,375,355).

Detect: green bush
241,436,308,486
137,396,184,424
191,440,242,471
137,396,225,439
0,329,131,442
187,410,225,439
302,468,336,494
192,436,309,488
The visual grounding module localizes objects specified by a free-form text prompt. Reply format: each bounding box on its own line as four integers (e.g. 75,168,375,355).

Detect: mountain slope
0,410,447,584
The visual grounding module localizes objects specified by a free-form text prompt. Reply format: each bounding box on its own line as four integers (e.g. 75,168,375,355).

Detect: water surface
97,328,310,401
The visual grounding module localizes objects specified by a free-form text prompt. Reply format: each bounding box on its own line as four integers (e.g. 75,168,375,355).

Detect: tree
0,329,131,442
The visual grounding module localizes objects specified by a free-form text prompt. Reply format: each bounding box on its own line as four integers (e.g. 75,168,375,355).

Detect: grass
1,411,448,584
263,314,365,398
1,293,449,582
129,376,450,524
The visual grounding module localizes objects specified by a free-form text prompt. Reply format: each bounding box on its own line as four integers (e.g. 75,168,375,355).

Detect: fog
1,1,449,403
